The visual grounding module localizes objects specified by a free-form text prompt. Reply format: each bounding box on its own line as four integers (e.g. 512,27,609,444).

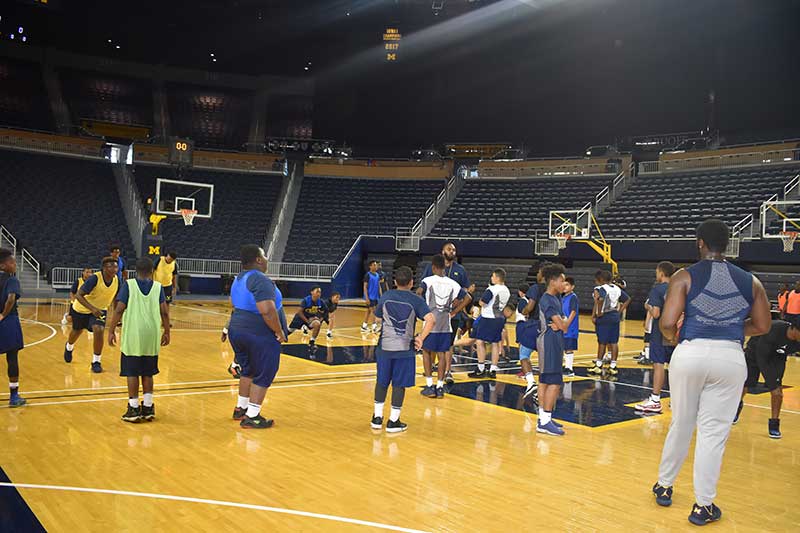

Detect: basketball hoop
180,209,198,226
779,231,797,253
555,233,572,250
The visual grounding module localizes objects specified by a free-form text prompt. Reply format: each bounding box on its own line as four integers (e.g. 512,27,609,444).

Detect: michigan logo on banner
149,245,161,255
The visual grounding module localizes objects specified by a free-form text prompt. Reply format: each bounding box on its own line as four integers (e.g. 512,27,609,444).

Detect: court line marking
18,319,57,347
743,403,800,415
0,482,428,533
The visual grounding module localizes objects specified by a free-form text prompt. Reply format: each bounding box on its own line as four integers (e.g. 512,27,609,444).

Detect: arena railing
51,268,136,289
0,225,17,255
267,262,338,282
0,127,103,159
640,148,800,174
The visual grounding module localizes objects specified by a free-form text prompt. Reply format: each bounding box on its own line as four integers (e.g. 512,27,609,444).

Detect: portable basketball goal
761,198,800,253
538,206,619,276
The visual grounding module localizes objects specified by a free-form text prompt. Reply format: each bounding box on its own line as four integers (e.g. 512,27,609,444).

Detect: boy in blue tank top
362,260,382,333
561,276,579,376
652,220,770,526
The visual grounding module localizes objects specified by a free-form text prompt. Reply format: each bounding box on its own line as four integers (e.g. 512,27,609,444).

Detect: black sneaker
309,338,316,347
64,345,73,363
768,418,781,439
140,404,155,421
436,386,444,399
652,483,673,507
733,400,744,425
91,361,103,373
563,367,575,377
638,357,653,366
633,353,643,361
445,371,455,385
386,419,407,433
688,503,722,526
240,414,274,429
487,368,497,379
523,381,538,399
467,367,487,378
233,407,246,420
370,416,383,429
122,405,141,423
420,385,436,398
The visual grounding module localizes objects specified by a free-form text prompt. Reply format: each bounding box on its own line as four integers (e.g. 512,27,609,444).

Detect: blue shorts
564,337,578,351
474,317,505,343
228,331,281,388
368,299,378,308
376,355,416,388
650,343,674,364
519,344,535,360
539,372,563,385
596,321,620,344
0,314,24,353
423,332,451,353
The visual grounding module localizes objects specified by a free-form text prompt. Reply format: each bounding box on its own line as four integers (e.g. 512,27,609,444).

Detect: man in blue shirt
110,245,128,282
288,285,326,347
589,270,631,375
371,266,434,433
227,245,288,429
362,260,382,333
0,249,25,407
635,261,676,414
536,263,569,436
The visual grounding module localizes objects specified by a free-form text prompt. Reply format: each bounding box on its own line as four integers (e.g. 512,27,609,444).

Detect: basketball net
779,231,797,253
180,209,198,226
555,233,571,250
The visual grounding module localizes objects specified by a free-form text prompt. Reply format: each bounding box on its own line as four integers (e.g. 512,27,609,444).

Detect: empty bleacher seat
60,69,153,126
0,58,54,131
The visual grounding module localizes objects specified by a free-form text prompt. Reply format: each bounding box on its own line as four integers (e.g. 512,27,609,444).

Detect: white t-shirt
480,284,510,319
421,274,465,333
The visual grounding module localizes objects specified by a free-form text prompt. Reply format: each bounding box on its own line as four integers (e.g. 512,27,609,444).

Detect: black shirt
746,320,800,358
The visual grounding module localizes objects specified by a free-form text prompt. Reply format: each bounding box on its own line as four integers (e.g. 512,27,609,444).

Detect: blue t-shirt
70,278,81,294
117,278,167,305
229,270,288,337
116,257,126,281
80,273,116,294
375,289,431,359
363,271,381,300
647,282,668,345
0,273,21,317
300,295,326,318
422,261,470,289
595,287,630,324
562,292,579,339
539,292,565,359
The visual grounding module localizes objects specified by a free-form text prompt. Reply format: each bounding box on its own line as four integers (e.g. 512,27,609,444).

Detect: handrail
20,248,41,288
760,194,780,237
267,262,338,281
595,186,609,205
642,148,800,174
731,213,754,239
783,173,800,198
0,225,17,254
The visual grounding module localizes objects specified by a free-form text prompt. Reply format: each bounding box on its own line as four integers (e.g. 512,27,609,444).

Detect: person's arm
171,273,177,298
222,311,232,342
449,288,468,318
660,269,689,343
121,260,128,281
479,289,492,309
257,299,286,342
744,277,772,337
328,310,336,330
522,286,538,316
363,278,369,303
76,286,102,317
550,313,569,333
160,300,171,346
106,301,127,346
414,312,436,350
619,292,631,313
565,309,577,328
0,292,16,321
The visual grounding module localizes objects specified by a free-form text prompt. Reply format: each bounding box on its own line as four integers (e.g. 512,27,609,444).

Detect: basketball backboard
155,178,214,219
549,208,591,240
760,199,800,239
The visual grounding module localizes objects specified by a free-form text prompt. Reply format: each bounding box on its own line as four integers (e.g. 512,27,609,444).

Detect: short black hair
82,266,93,271
518,283,530,294
101,256,117,267
394,266,413,287
110,244,121,252
330,291,341,298
442,241,456,251
310,285,321,292
431,254,445,269
368,260,378,267
697,218,729,253
166,251,178,259
595,270,613,283
0,248,12,264
136,256,154,275
240,244,263,266
564,276,575,286
492,268,506,282
657,261,676,277
542,263,566,284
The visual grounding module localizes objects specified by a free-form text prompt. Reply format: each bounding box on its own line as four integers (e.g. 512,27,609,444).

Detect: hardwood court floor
1,300,798,532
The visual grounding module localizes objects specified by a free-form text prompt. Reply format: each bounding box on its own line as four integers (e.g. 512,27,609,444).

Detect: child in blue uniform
362,260,382,333
537,263,569,436
590,270,630,375
561,277,579,376
0,249,25,407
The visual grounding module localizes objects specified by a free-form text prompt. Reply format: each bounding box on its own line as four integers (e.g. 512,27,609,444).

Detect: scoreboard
383,27,401,62
168,137,194,167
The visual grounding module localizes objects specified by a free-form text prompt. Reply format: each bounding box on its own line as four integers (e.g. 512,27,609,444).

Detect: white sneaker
301,325,309,335
326,330,333,339
635,398,662,413
361,323,368,332
61,314,68,326
371,323,379,333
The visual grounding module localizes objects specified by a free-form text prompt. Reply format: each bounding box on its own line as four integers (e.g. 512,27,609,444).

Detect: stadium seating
600,165,800,238
133,165,281,260
283,176,445,264
60,69,153,126
166,83,253,150
429,176,612,239
0,58,54,131
0,149,135,270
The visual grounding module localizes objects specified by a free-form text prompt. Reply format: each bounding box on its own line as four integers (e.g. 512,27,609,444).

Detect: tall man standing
153,251,179,304
652,219,770,526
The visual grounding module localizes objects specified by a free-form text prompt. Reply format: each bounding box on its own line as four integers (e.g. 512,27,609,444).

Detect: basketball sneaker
445,371,455,385
635,398,662,414
301,324,309,335
608,365,618,375
232,407,246,420
688,503,721,526
638,357,653,366
140,404,155,421
371,323,379,333
361,323,368,332
61,314,68,326
370,416,383,430
588,363,603,375
768,418,781,439
467,367,487,378
91,362,103,373
536,420,565,436
386,419,407,433
603,353,612,363
563,367,575,377
240,415,274,429
733,400,743,425
8,395,26,408
326,330,333,339
523,381,538,400
227,361,242,379
122,405,141,423
436,387,444,399
63,344,73,363
420,385,436,398
487,368,497,379
309,338,316,348
652,483,673,507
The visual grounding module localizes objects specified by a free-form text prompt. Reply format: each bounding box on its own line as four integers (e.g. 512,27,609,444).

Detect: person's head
368,260,378,273
696,218,729,257
81,267,93,280
656,261,676,283
490,268,506,286
136,256,154,278
310,285,322,300
377,261,383,270
518,283,530,298
101,256,119,278
442,242,457,262
786,319,800,342
431,254,446,276
503,303,515,319
612,276,626,288
330,291,341,305
165,251,178,264
468,282,475,294
794,281,800,293
241,244,267,273
595,269,613,285
563,276,575,294
393,266,413,289
110,245,121,259
542,263,566,292
536,261,550,284
779,283,789,294
0,248,16,274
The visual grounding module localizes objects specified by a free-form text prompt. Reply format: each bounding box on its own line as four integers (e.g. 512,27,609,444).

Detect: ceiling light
22,36,26,42
115,45,120,49
346,12,350,16
108,39,112,43
212,58,217,62
304,66,309,71
18,27,23,34
210,53,215,57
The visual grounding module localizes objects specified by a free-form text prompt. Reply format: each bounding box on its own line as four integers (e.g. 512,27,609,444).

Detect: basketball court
1,300,797,531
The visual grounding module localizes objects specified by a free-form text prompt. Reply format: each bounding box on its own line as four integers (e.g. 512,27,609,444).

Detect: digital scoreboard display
383,27,401,62
168,137,194,167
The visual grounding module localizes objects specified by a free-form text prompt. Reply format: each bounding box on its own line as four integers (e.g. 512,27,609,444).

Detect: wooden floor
1,299,798,532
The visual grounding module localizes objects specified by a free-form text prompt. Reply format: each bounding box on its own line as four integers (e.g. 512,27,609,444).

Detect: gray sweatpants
657,339,746,506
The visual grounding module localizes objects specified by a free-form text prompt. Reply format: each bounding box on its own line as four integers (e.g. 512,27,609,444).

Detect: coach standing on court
651,219,770,526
